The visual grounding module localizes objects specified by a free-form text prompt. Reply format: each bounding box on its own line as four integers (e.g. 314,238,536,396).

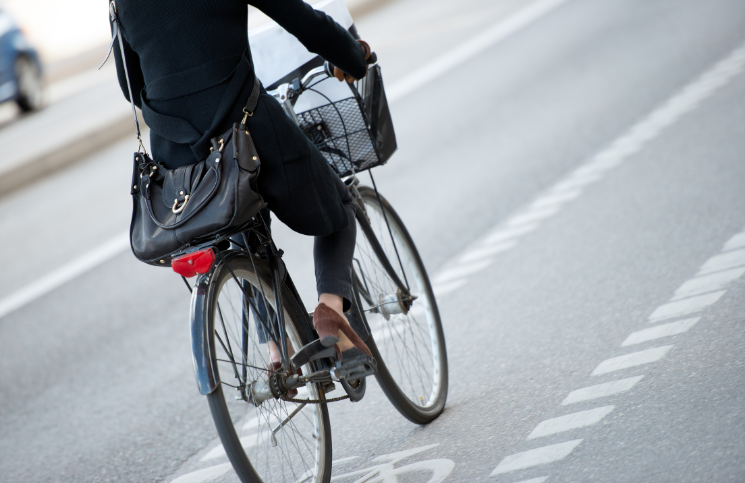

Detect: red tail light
172,249,216,278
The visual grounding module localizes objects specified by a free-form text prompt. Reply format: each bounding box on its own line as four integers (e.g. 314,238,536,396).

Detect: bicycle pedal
331,354,377,382
291,339,337,370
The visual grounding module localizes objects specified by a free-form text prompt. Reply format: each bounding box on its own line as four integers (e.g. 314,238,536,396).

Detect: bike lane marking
560,377,644,406
429,41,745,315
527,406,615,440
621,318,700,347
488,226,745,480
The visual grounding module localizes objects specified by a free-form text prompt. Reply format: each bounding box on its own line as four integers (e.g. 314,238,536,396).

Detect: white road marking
550,173,603,193
622,318,699,346
507,206,561,227
591,346,673,375
490,440,583,476
561,376,644,405
484,224,540,245
513,478,549,483
201,432,270,461
671,268,745,300
722,231,745,252
432,279,468,297
387,0,572,103
528,406,614,439
697,248,745,275
530,190,582,209
648,291,726,322
434,259,493,284
0,232,129,320
459,241,517,263
169,463,232,483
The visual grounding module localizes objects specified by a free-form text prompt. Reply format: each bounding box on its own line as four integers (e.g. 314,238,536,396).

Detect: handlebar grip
367,52,377,65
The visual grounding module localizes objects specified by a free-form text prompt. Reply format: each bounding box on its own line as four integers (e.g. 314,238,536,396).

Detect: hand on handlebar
334,40,374,83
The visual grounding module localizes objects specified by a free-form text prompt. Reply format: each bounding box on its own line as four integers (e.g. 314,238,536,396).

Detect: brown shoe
313,303,372,357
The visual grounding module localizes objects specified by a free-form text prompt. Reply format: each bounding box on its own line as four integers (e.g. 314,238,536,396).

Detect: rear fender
190,276,219,395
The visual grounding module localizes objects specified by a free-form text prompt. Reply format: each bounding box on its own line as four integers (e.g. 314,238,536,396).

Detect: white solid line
512,478,549,483
671,268,745,300
592,346,673,375
723,232,745,252
490,440,583,475
697,249,745,275
530,190,582,209
562,41,745,181
434,259,493,284
622,318,699,346
484,224,540,245
0,232,130,320
169,463,232,483
561,376,644,405
387,0,571,103
550,173,604,193
528,406,614,439
648,291,726,322
460,240,517,263
507,206,561,227
432,279,467,297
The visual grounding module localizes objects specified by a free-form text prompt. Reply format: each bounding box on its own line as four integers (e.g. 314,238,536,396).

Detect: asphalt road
1,0,744,481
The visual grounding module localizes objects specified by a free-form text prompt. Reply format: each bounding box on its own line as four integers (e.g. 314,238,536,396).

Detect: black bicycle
174,62,448,483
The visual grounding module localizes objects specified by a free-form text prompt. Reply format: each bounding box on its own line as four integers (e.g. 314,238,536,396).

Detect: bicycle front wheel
353,185,448,424
203,253,332,483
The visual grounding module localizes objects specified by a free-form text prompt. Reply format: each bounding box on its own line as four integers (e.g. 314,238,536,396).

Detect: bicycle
172,60,448,483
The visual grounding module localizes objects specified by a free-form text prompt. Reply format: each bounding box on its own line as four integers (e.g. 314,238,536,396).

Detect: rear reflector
172,249,216,278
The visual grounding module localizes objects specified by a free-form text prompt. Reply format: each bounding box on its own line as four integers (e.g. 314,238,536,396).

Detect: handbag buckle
172,195,190,214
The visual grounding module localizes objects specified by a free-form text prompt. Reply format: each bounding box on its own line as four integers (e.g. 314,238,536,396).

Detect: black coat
112,0,367,236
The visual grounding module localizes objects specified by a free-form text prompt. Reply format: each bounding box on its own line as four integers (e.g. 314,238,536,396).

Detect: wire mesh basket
297,65,397,178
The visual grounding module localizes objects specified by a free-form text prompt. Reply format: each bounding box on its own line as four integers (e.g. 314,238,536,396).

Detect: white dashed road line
561,377,644,405
647,291,726,322
671,268,745,300
621,318,700,347
490,440,583,476
490,225,745,479
527,406,615,439
591,346,673,376
697,248,745,275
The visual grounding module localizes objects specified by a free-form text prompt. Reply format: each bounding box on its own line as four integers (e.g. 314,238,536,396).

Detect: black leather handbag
105,1,266,266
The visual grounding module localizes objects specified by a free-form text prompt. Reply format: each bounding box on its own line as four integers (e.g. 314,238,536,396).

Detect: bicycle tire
203,252,332,483
353,186,448,424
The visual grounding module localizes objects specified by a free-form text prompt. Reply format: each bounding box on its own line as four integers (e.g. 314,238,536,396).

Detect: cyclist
110,0,373,365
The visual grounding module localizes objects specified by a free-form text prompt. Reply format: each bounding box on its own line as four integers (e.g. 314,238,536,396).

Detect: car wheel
15,56,44,112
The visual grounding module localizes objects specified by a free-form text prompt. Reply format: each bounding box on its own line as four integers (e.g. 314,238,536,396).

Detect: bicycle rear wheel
203,253,332,483
353,185,448,424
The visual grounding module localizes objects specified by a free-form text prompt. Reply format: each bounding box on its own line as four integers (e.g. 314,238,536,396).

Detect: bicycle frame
189,66,412,396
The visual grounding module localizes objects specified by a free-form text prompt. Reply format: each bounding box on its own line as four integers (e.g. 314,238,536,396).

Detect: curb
0,113,136,198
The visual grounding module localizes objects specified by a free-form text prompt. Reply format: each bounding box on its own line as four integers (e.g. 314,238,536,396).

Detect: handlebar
299,52,378,90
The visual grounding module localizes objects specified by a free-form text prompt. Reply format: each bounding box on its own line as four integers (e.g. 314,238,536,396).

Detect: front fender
190,276,219,395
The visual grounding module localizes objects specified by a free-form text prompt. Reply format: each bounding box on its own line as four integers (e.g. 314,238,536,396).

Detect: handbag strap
101,0,261,156
101,1,145,153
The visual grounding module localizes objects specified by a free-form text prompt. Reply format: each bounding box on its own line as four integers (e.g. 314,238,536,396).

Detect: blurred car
0,5,43,112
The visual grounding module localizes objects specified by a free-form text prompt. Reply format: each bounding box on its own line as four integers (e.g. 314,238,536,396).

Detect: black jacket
112,0,367,236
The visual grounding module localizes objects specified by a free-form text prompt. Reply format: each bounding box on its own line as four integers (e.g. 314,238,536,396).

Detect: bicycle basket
297,65,397,178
